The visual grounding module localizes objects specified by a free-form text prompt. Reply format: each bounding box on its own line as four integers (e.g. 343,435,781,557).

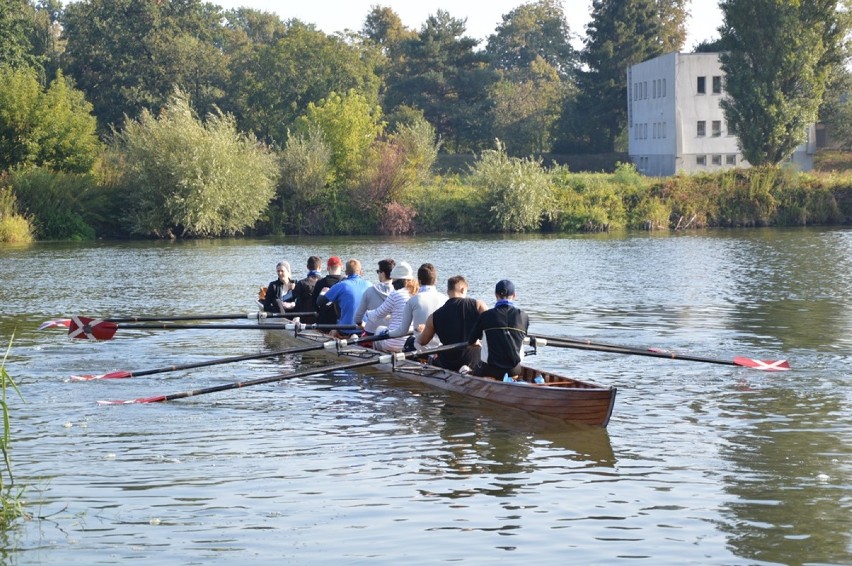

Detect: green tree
61,0,228,131
295,89,384,187
490,56,566,155
111,90,278,238
384,10,496,152
228,21,381,144
485,0,578,79
362,5,415,54
563,0,687,152
0,65,100,173
819,65,852,149
0,0,36,69
719,0,850,165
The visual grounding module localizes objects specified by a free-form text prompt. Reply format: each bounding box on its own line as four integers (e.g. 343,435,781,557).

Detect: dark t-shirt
432,297,482,371
311,274,344,325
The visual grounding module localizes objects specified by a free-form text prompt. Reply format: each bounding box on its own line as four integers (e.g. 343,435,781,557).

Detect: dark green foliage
10,167,106,240
228,21,381,145
384,11,497,153
61,0,229,131
562,0,686,153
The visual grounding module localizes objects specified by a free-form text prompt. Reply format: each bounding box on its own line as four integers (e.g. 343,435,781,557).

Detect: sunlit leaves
112,90,279,237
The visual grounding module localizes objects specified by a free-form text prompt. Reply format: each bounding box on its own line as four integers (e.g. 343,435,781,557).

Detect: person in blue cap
467,279,530,379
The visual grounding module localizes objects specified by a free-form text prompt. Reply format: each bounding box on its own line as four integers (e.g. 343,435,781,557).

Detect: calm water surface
0,228,850,565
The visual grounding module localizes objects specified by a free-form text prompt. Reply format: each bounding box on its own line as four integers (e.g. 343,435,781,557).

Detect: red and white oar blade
39,319,71,330
733,357,791,371
70,370,133,382
97,395,165,405
68,316,118,340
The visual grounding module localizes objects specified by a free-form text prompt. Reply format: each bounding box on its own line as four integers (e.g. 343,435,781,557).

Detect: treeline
0,0,851,241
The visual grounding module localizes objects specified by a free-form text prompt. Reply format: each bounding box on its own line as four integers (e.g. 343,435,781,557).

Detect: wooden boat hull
277,328,617,427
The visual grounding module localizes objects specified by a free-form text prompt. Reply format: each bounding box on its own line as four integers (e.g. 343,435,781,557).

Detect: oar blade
97,395,166,405
68,317,118,340
39,319,71,330
71,370,133,381
733,357,791,371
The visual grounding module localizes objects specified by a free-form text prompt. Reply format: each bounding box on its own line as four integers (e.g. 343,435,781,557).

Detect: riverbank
3,153,851,242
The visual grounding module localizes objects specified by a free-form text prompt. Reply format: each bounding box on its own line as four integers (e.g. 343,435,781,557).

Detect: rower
317,259,370,338
467,279,530,379
418,275,487,371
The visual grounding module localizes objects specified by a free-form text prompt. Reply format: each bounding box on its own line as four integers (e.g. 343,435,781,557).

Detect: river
0,228,849,565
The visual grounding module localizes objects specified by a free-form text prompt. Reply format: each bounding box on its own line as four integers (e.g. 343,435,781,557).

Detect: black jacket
468,303,529,371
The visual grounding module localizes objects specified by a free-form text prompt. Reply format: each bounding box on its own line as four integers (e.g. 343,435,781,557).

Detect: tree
294,89,384,187
362,5,415,54
111,90,278,238
384,10,497,152
819,65,852,149
0,0,35,69
719,0,851,165
61,0,228,131
0,65,100,173
562,0,687,152
490,56,566,155
485,0,578,79
228,21,381,144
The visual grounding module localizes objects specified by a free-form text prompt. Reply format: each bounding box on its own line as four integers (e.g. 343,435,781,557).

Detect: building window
726,154,737,165
653,80,657,98
697,76,706,94
712,76,722,94
697,121,706,137
662,79,666,98
711,154,722,165
696,155,707,166
712,120,722,137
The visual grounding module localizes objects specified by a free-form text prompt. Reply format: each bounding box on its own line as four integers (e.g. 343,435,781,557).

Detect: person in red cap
467,279,529,379
311,256,344,326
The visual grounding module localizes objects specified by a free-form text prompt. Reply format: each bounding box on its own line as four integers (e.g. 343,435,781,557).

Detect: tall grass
0,333,26,529
0,185,34,244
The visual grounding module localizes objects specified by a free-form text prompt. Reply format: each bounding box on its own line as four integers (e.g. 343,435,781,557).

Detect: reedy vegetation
0,334,26,529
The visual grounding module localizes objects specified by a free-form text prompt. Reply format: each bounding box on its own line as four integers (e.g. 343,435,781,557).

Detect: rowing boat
276,325,617,427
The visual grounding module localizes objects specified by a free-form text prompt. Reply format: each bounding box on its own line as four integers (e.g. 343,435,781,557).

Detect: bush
0,186,33,243
112,90,279,238
10,168,104,240
469,141,554,232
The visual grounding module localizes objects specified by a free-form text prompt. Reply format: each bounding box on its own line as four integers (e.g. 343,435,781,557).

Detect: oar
39,312,315,331
70,333,391,381
64,316,357,341
531,334,790,371
97,342,464,405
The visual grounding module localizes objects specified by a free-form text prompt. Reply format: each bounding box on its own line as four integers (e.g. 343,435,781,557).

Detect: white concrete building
627,52,815,176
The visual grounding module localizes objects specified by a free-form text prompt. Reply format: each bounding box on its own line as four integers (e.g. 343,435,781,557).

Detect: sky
212,0,724,51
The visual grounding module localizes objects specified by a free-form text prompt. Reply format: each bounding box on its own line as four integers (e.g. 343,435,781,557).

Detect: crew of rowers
262,256,530,380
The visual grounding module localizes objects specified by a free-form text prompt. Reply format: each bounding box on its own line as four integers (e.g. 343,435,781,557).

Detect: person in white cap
364,261,418,352
468,279,529,379
388,263,447,350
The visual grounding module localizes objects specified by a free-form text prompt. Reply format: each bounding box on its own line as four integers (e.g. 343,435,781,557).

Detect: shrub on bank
0,186,33,244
